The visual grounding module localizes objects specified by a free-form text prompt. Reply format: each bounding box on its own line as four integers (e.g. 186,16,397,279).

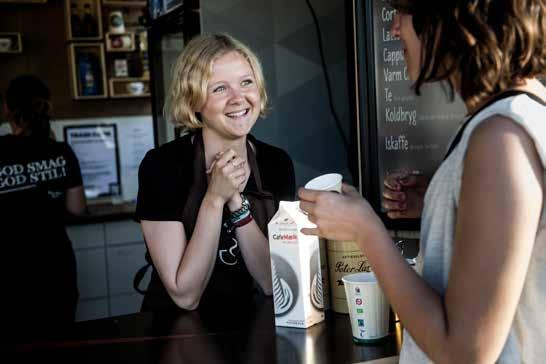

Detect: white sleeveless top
399,94,546,363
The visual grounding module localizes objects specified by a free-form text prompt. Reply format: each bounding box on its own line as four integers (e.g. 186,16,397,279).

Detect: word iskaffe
0,157,68,190
385,135,409,151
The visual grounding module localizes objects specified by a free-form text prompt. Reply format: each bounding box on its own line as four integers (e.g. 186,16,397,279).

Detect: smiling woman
134,33,295,312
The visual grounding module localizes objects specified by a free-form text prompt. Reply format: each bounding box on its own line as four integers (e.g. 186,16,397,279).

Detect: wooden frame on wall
0,33,23,53
68,43,108,100
0,0,47,3
109,77,150,98
65,0,103,41
102,0,146,7
105,32,136,52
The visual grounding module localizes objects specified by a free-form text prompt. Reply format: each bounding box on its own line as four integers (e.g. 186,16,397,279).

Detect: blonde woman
135,33,295,311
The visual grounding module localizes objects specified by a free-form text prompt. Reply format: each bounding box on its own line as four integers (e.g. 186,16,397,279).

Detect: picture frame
0,33,22,53
63,124,122,203
68,43,108,100
65,0,103,41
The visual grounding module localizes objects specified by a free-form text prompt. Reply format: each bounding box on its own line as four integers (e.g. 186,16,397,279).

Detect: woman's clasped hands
206,149,247,208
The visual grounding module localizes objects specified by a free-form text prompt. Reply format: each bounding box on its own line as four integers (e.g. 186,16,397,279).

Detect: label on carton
327,240,370,313
269,201,325,328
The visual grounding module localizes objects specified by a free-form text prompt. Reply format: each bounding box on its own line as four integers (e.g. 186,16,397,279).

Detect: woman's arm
65,185,86,216
141,194,224,310
300,116,543,363
141,149,247,310
228,194,272,295
230,150,296,295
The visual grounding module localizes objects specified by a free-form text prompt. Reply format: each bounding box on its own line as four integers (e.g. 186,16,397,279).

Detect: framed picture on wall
64,124,122,203
64,0,103,41
68,43,108,99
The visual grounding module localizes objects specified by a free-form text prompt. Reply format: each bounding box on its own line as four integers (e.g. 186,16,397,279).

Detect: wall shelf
105,32,136,52
62,0,149,100
0,33,23,53
108,77,150,98
0,0,47,3
65,0,103,41
102,1,146,7
69,43,108,100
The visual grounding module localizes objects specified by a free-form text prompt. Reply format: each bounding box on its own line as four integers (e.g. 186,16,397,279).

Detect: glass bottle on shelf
82,3,98,37
70,2,82,38
78,52,99,96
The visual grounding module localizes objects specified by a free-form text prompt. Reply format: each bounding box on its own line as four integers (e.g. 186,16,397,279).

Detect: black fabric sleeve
62,143,83,188
135,149,182,222
256,140,296,204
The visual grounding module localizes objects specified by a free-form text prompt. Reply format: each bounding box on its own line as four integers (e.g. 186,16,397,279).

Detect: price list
371,0,466,206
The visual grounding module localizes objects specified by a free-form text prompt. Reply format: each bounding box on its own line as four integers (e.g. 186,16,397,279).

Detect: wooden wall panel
0,1,151,120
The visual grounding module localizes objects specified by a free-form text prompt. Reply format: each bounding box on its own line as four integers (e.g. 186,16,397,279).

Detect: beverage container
78,53,98,96
327,240,370,313
82,3,98,37
269,201,325,328
343,272,390,343
304,173,342,193
70,3,82,37
108,10,126,34
318,238,330,310
303,172,345,310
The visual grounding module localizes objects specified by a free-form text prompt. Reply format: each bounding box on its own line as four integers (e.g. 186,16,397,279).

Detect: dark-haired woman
299,1,546,362
0,75,86,340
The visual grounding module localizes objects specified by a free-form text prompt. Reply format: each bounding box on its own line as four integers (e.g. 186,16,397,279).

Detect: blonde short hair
164,33,268,130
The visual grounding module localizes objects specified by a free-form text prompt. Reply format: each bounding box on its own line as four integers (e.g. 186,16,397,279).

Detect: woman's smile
198,51,261,140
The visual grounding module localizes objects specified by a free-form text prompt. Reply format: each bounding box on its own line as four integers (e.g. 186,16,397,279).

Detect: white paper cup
305,173,342,193
342,272,389,344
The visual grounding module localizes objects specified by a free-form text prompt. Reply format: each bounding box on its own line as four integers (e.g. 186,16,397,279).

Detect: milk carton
269,201,325,328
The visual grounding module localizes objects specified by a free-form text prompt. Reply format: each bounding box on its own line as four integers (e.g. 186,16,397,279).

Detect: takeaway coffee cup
304,173,342,193
342,272,390,343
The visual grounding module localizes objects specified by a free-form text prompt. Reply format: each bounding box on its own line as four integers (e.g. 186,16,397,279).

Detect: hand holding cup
299,183,383,243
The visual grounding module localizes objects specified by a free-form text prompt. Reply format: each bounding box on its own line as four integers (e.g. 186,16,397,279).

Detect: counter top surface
10,299,401,364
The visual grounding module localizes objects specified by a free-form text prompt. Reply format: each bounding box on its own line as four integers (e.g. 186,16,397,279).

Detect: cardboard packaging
327,240,370,313
269,201,325,328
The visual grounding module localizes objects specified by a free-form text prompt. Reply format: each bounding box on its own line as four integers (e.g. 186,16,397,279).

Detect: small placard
64,124,122,201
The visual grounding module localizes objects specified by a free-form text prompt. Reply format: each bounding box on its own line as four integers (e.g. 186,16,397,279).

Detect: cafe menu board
64,124,122,201
369,0,466,218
